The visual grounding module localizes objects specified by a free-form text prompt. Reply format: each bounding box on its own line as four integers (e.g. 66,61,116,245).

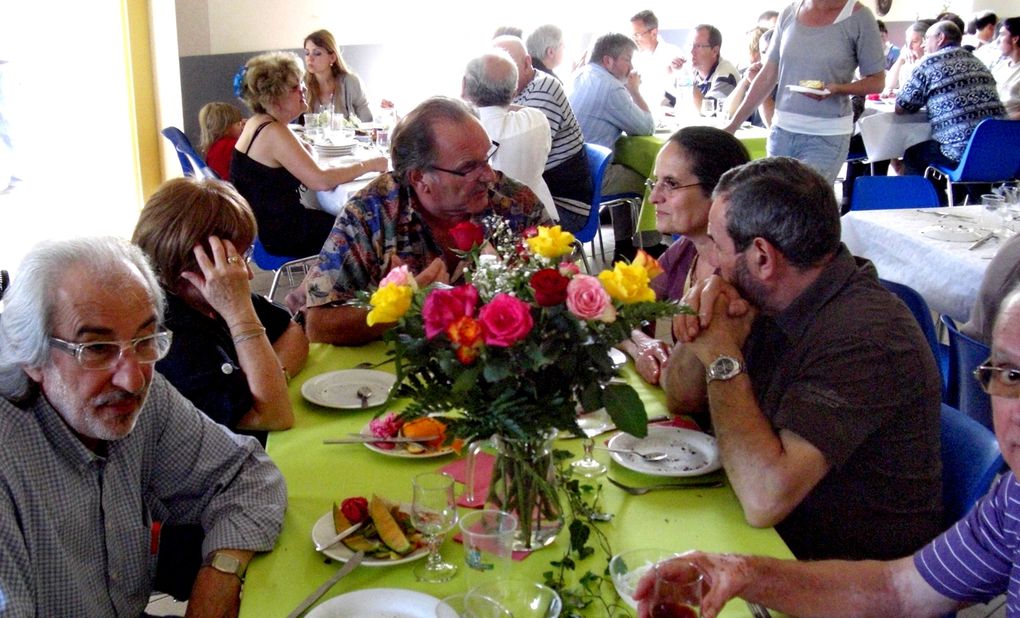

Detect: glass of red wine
649,561,703,618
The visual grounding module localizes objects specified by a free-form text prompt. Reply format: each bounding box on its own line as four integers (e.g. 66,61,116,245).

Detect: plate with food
312,495,428,566
305,588,443,617
788,80,831,96
607,425,721,477
301,369,396,409
360,414,456,458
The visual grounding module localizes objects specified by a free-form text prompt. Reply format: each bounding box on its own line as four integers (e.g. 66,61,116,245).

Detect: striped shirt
514,70,585,170
0,375,287,616
914,472,1020,613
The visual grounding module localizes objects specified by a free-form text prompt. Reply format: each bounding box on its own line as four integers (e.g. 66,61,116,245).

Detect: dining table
841,205,998,322
238,340,794,617
857,99,931,162
614,117,770,236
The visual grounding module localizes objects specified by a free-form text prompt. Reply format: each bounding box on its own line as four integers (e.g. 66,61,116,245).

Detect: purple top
914,472,1020,612
650,237,698,302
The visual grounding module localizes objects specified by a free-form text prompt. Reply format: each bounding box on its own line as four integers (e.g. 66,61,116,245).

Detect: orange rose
447,315,484,364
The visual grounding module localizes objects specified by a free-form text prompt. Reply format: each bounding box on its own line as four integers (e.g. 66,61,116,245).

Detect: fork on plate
607,477,724,494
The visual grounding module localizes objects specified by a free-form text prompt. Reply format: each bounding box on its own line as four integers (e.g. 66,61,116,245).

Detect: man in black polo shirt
662,157,942,561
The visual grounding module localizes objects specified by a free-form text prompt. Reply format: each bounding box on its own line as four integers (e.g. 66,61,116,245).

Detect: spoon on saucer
356,386,373,408
594,446,669,462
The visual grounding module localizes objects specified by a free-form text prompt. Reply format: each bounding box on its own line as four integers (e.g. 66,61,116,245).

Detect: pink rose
422,284,479,339
558,261,581,277
478,293,534,347
566,275,617,322
379,264,414,288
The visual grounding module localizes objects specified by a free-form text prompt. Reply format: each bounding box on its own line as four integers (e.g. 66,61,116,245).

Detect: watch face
709,356,742,381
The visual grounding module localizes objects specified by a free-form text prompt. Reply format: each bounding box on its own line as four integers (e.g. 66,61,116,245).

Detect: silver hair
0,237,165,400
526,25,563,60
463,51,518,108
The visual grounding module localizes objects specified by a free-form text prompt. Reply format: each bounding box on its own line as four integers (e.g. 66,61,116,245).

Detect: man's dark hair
934,12,966,33
974,11,998,31
591,33,637,64
876,20,888,34
1004,17,1020,40
390,96,476,186
631,10,658,30
714,157,841,269
934,20,964,46
696,24,723,48
758,10,779,24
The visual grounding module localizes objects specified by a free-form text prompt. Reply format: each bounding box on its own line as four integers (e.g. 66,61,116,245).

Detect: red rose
340,496,369,524
449,221,485,252
529,268,570,306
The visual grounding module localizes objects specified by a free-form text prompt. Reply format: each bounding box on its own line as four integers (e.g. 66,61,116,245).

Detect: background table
239,341,793,617
858,101,931,161
841,205,996,322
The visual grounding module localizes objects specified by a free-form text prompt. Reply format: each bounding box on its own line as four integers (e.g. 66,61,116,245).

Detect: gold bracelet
232,327,266,345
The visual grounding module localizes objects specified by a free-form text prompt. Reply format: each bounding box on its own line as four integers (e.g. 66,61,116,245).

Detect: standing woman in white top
723,0,886,185
303,29,374,122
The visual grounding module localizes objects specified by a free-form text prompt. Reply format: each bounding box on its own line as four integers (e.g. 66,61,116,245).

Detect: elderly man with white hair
526,24,566,78
462,50,556,221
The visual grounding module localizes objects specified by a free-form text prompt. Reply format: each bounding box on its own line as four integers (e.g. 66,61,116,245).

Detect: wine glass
411,471,459,583
571,412,609,478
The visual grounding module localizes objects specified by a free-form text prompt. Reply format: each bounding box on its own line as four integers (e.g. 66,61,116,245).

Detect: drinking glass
412,471,459,583
570,413,608,478
981,194,1005,232
648,561,702,618
699,98,717,117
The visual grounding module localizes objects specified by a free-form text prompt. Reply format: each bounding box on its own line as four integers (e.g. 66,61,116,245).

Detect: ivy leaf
603,383,649,438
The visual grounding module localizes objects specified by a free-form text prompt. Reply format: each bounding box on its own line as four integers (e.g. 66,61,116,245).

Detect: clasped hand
673,275,756,364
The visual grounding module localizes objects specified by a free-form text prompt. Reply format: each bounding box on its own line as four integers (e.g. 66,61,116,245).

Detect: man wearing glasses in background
630,10,685,107
675,24,740,116
0,237,286,617
303,96,547,345
643,287,1020,618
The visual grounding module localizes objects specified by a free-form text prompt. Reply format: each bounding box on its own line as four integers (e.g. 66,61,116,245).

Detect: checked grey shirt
0,374,287,617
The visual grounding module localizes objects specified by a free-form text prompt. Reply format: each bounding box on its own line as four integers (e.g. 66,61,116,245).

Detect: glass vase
486,432,564,551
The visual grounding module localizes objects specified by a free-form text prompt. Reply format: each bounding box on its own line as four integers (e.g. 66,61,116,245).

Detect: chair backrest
880,279,945,394
949,118,1020,182
850,176,941,211
160,127,218,179
574,143,614,244
940,403,1003,526
250,237,299,271
941,314,993,430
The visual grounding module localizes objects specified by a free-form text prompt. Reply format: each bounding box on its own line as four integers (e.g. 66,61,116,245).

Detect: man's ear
750,237,779,280
24,365,42,382
408,168,428,196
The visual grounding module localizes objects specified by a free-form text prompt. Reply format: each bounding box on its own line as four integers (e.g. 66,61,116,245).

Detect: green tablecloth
614,127,769,234
240,341,792,617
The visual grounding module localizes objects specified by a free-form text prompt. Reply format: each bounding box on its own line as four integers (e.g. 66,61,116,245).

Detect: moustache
92,389,144,408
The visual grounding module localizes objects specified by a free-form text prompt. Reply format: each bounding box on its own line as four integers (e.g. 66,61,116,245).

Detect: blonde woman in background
198,102,245,180
303,29,374,122
883,21,931,96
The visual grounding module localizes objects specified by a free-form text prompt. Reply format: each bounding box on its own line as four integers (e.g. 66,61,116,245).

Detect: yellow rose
631,249,665,280
366,284,413,326
526,226,576,260
597,262,656,304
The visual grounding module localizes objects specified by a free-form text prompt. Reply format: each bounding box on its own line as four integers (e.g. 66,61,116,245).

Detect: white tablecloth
304,149,388,216
857,101,931,161
841,206,998,321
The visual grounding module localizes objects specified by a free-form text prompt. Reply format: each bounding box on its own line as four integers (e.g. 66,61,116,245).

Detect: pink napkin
652,415,702,432
440,453,495,508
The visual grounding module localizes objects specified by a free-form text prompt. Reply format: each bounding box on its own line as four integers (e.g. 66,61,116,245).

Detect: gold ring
227,255,241,264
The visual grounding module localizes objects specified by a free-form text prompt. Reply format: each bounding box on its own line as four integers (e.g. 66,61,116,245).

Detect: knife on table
323,435,438,444
285,550,365,618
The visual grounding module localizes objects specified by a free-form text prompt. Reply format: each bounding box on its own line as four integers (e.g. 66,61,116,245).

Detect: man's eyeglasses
632,28,654,40
645,177,704,194
429,141,499,177
49,331,173,370
974,359,1020,399
690,44,715,50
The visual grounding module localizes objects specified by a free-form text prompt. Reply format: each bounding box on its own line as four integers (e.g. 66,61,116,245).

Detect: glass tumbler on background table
981,194,1006,233
412,471,459,583
459,510,517,591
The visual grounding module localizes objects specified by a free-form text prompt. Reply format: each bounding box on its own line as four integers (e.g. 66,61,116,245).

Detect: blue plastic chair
940,402,1003,527
574,144,614,272
880,279,948,398
250,237,317,302
161,126,218,179
850,176,941,211
925,118,1020,205
941,314,993,430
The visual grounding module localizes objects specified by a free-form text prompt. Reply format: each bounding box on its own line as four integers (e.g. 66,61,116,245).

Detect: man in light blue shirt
569,32,655,259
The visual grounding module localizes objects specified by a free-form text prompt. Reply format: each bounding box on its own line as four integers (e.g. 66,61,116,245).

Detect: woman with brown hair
303,29,374,122
132,176,307,441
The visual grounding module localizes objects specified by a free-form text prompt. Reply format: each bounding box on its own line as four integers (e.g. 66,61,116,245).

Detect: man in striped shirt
494,35,592,233
636,288,1020,618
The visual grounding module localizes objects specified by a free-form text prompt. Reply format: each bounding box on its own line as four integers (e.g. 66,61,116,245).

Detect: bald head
493,35,533,94
463,51,519,107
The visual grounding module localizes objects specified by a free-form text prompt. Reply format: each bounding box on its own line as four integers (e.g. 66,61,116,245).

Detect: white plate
609,347,627,368
359,422,455,458
919,225,984,242
311,511,429,566
788,84,831,96
306,588,443,617
301,369,396,409
607,425,721,477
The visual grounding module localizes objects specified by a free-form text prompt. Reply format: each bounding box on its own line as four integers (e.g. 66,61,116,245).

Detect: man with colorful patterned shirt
303,96,548,346
896,20,1005,177
636,287,1020,618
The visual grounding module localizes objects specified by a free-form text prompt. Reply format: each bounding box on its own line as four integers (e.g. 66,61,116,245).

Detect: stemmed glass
571,412,609,478
411,471,459,583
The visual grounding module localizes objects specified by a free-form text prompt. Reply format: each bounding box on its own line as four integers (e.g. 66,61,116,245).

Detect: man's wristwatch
202,551,248,581
706,355,744,383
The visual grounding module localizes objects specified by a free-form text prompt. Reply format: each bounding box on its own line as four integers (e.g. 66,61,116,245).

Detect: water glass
459,510,517,591
303,113,322,141
699,98,717,117
981,194,1005,232
412,471,459,583
464,577,562,618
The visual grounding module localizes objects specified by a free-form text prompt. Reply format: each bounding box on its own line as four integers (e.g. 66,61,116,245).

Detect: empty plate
305,588,442,617
919,225,984,242
301,369,396,409
606,425,720,477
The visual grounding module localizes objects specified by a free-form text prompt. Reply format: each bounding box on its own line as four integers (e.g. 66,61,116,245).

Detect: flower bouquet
359,218,680,548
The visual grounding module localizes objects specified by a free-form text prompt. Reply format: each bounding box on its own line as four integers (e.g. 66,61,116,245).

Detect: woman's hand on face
179,236,255,321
